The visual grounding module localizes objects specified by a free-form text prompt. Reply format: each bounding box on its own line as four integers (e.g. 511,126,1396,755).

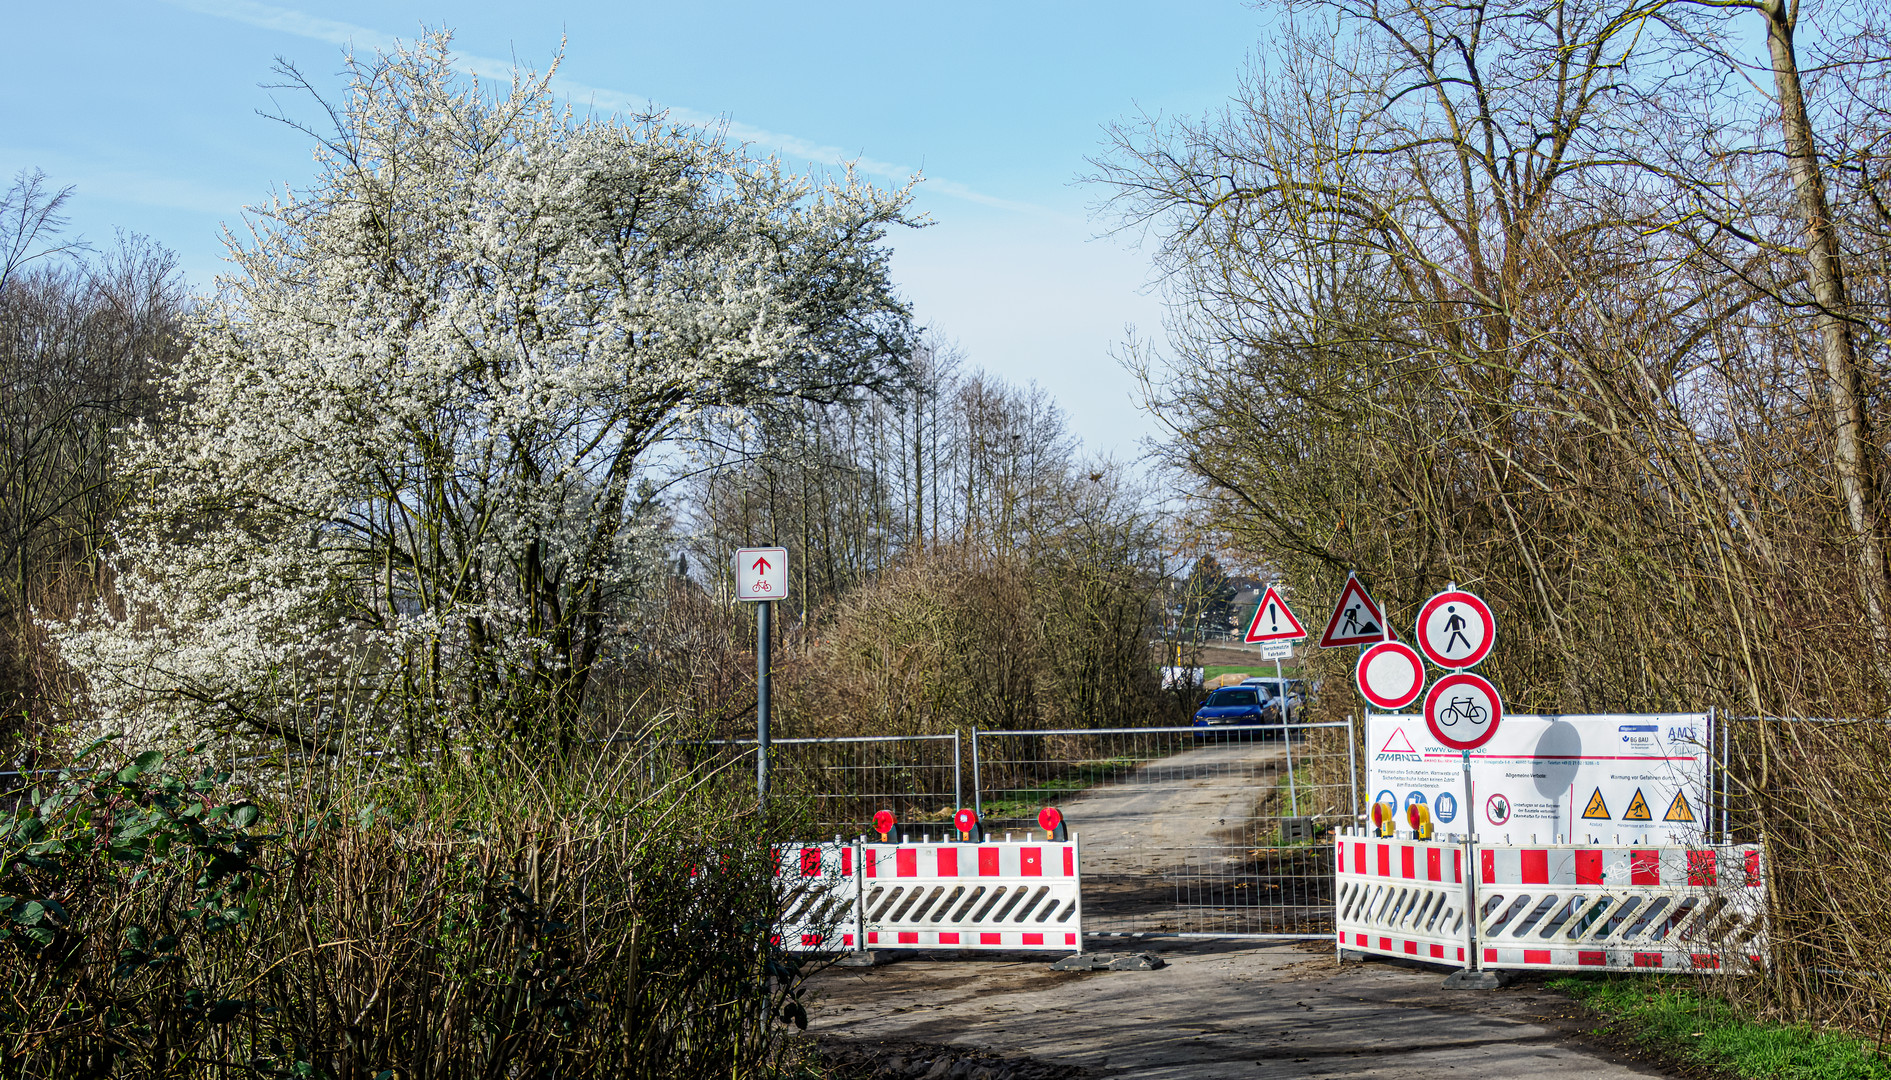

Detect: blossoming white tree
56,34,918,751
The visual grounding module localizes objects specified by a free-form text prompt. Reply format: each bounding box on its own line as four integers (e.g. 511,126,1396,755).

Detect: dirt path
1061,740,1287,878
807,941,1676,1079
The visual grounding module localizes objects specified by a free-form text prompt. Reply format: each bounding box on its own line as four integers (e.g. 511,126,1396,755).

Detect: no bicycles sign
1424,671,1503,751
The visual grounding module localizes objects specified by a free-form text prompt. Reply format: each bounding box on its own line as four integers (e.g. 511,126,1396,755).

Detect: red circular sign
872,809,897,836
955,808,979,833
1037,807,1063,834
1423,671,1503,750
1355,641,1425,710
1415,589,1496,669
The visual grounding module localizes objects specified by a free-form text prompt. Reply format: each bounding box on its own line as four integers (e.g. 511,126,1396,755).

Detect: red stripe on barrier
978,847,1000,876
1024,933,1044,945
1021,848,1043,877
1355,933,1367,946
1380,937,1392,951
1576,849,1602,885
1354,842,1366,875
1377,844,1390,877
1484,948,1498,963
1066,933,1077,945
1745,850,1761,887
1524,949,1550,964
1687,850,1716,887
940,932,959,944
1427,848,1441,882
865,850,878,878
1429,944,1445,958
802,933,822,946
1579,951,1605,966
842,848,853,875
1401,846,1415,880
843,934,854,946
1064,847,1074,876
1454,848,1462,883
1404,940,1417,954
937,847,958,877
899,932,918,944
1456,947,1464,962
1633,952,1663,968
869,932,880,944
981,933,1001,945
1481,850,1495,883
896,849,917,877
1631,850,1659,885
1691,954,1720,968
1336,840,1345,873
1521,849,1548,884
801,849,822,876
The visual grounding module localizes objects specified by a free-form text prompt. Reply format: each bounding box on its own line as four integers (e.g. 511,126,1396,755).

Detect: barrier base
1049,952,1167,971
837,949,908,967
1442,968,1515,989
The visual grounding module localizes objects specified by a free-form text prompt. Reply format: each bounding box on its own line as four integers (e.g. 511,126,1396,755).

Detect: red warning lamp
872,809,897,841
1037,806,1066,841
1406,802,1433,841
954,807,980,840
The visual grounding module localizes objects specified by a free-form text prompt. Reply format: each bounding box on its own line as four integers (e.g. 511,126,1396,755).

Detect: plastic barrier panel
1335,830,1767,973
773,841,859,951
1475,842,1766,971
1334,831,1470,965
860,839,1083,950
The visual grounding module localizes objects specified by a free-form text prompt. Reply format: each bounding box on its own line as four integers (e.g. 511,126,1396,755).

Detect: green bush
0,740,817,1079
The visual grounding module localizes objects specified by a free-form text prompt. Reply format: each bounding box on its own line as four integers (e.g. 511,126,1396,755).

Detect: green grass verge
979,756,1139,822
1204,664,1305,681
1549,976,1891,1080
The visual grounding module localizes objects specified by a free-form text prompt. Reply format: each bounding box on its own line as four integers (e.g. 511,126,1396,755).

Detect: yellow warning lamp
1370,800,1398,838
1406,802,1433,841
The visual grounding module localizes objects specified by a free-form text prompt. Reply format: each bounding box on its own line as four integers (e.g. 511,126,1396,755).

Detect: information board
1366,713,1712,845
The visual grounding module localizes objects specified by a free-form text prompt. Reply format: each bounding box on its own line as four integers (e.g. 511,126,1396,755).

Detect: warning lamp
1370,800,1398,838
1038,806,1068,842
1407,802,1432,841
954,807,980,842
872,809,897,842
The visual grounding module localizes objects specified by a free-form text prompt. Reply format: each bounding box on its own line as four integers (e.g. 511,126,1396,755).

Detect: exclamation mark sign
1268,603,1279,633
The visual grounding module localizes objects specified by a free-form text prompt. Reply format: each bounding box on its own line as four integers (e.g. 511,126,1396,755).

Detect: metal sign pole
757,598,772,807
1276,653,1298,815
1462,748,1477,972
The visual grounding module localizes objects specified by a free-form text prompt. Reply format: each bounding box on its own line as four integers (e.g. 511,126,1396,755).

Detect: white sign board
1415,589,1495,669
1366,713,1710,845
734,546,788,601
1260,640,1294,660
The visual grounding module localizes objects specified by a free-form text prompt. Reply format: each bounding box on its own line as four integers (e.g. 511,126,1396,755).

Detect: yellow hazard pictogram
1623,788,1653,821
1581,788,1612,820
1664,791,1695,822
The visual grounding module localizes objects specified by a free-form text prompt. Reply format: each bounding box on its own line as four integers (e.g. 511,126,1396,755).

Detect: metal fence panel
971,722,1355,938
666,734,961,838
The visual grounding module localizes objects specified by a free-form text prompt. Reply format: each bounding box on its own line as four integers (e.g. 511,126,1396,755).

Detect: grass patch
979,756,1139,822
1204,664,1306,682
1549,975,1891,1080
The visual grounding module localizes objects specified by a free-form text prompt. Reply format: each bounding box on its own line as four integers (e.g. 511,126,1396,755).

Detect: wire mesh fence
661,734,962,838
970,721,1356,938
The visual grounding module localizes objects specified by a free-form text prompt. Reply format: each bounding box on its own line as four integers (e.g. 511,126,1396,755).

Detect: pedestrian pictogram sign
1356,641,1425,710
1664,792,1695,822
1415,588,1495,669
1581,788,1612,820
1320,573,1389,648
1623,789,1653,821
735,546,789,601
1244,584,1307,643
1423,671,1503,750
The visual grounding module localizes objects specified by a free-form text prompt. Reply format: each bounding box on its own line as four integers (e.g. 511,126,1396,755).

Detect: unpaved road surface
1062,741,1286,878
808,940,1674,1079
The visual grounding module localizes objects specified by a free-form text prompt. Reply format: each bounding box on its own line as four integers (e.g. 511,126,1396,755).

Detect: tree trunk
1763,0,1891,699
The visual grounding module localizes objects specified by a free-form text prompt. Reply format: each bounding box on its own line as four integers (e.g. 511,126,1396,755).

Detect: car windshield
1206,689,1258,707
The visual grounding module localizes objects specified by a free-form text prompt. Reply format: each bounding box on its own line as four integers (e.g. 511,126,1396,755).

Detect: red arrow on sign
751,555,772,573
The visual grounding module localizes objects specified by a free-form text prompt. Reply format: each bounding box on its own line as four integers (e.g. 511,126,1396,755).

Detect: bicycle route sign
1415,588,1495,669
1423,671,1503,750
734,546,788,601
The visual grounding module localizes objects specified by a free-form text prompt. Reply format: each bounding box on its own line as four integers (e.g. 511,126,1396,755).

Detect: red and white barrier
1334,834,1470,965
861,839,1082,950
770,837,1084,953
1335,830,1767,973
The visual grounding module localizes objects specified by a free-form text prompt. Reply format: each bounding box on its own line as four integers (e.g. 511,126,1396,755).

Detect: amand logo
1375,728,1422,763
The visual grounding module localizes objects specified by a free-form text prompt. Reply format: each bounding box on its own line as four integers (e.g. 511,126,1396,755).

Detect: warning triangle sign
1623,789,1653,821
1321,573,1390,648
1380,729,1417,753
1244,584,1308,643
1664,792,1695,822
1580,788,1611,820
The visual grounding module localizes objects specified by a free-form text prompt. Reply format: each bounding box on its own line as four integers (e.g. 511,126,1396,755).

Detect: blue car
1192,679,1306,739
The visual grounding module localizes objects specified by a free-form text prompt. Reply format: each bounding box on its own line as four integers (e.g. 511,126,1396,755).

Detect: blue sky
3,1,1265,457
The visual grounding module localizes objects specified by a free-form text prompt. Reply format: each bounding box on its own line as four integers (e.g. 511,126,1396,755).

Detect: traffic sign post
1245,583,1307,817
735,547,789,808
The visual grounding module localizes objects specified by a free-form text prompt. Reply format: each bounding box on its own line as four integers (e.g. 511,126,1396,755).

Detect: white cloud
154,0,1056,216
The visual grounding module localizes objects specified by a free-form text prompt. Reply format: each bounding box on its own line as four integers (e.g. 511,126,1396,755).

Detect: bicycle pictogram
1435,695,1487,728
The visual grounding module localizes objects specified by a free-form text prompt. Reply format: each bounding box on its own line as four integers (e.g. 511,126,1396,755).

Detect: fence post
970,729,983,820
1346,713,1360,825
952,730,962,812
